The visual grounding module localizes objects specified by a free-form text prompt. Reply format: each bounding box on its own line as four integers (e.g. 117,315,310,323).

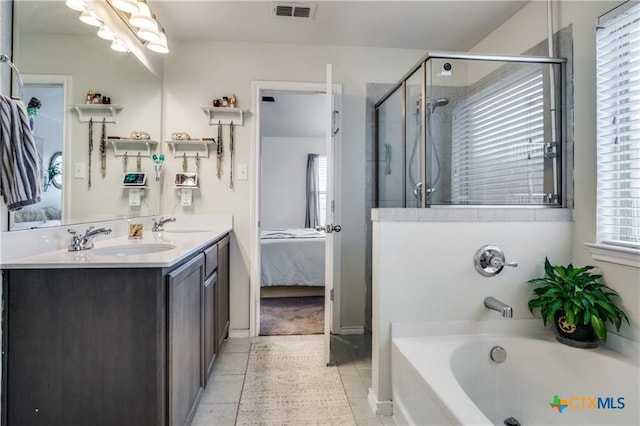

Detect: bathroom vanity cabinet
1,233,230,426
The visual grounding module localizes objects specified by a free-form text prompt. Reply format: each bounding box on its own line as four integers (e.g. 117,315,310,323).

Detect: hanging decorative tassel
100,118,107,177
217,120,223,179
182,152,187,172
195,152,200,173
136,152,141,172
88,118,93,188
123,152,128,171
229,121,234,189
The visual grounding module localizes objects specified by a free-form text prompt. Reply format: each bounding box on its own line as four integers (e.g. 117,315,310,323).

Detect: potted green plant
527,258,629,348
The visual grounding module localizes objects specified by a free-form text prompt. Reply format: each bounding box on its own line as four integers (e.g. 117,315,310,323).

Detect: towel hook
1,54,25,100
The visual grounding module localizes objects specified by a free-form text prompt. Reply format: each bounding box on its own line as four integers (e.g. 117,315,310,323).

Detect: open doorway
258,91,327,336
9,76,68,230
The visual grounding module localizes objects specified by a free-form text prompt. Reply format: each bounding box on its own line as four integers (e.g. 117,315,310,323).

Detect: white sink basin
92,243,176,256
163,229,211,233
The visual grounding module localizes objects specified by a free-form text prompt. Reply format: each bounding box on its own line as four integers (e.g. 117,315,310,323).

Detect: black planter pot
553,311,599,348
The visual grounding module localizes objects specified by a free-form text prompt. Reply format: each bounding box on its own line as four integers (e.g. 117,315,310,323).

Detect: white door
322,64,341,365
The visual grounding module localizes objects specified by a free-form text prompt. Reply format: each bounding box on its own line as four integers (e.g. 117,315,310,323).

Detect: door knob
316,224,342,233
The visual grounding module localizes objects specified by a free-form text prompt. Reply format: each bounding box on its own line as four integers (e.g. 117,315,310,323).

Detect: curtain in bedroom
305,153,320,228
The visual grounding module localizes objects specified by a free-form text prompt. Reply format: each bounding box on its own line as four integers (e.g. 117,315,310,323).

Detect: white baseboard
339,326,365,335
368,388,393,416
228,329,250,339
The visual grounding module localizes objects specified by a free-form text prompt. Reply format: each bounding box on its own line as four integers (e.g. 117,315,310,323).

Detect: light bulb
110,39,129,53
137,22,161,43
65,0,87,11
147,31,169,54
97,25,115,41
79,10,102,27
129,2,155,29
111,0,139,14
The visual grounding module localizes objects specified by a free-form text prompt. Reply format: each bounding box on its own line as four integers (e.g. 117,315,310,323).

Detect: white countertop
0,227,231,269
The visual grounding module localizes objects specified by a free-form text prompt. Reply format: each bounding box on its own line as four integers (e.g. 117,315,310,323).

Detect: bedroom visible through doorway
258,91,327,336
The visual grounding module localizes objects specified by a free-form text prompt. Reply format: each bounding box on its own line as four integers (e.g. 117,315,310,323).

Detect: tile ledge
372,208,573,222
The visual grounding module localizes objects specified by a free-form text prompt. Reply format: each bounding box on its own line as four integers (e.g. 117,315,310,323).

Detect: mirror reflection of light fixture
97,25,116,41
111,0,139,14
129,2,155,29
65,0,87,12
147,30,169,54
110,39,129,53
137,22,161,43
79,10,103,26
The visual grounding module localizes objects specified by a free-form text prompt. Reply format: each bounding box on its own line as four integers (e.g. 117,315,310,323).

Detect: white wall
470,0,640,343
162,40,424,331
260,136,325,229
371,213,572,405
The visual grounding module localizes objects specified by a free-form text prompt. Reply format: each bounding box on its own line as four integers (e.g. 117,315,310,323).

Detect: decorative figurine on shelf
229,94,237,108
171,131,191,141
213,99,221,107
222,96,229,107
152,154,165,182
130,131,151,140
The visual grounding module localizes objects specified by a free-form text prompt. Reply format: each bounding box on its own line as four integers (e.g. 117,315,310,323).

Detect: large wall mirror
8,0,162,231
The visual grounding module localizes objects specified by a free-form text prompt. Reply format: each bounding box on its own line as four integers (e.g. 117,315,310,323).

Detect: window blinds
318,156,327,226
596,3,640,248
451,64,547,204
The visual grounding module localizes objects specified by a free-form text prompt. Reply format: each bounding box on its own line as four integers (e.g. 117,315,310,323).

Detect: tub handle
474,245,517,277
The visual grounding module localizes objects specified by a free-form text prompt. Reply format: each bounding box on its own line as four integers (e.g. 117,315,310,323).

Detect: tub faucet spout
484,296,513,318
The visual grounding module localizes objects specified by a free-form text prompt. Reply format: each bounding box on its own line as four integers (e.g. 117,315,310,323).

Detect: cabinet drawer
204,244,218,277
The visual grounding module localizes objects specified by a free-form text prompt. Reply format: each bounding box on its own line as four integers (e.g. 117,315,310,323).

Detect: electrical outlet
74,162,86,179
238,164,248,181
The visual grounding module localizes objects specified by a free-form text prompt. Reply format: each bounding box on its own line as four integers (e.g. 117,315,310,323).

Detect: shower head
430,97,449,113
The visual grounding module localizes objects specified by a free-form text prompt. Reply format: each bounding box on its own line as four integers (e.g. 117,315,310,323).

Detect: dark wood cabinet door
167,254,204,426
215,236,230,350
3,268,166,426
203,272,217,382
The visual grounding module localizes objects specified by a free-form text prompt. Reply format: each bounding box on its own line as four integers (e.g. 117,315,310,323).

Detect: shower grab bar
1,54,25,100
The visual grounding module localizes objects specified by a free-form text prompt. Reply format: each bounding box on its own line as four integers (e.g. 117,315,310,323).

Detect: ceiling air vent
272,3,316,19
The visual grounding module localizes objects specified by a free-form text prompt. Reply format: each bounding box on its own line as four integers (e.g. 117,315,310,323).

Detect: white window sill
584,243,640,268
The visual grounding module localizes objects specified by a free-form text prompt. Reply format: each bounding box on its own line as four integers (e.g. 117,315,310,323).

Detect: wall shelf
201,107,249,126
70,104,123,123
166,140,215,158
109,139,158,157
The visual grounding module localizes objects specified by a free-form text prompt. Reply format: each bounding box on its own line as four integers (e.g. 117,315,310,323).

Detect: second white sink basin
92,243,176,256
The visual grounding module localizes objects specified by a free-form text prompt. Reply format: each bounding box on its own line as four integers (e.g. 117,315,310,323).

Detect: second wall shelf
70,104,123,123
201,107,249,126
166,140,215,158
109,139,158,157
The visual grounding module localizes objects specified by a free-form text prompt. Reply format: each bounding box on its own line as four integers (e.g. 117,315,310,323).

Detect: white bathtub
391,320,639,426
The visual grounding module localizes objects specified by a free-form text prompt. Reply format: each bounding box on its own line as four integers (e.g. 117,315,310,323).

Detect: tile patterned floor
191,334,395,426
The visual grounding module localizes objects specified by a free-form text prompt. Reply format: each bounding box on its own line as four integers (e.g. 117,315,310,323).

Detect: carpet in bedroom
260,296,324,336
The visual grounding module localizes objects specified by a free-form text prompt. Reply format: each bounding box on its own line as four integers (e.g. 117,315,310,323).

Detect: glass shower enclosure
375,51,566,208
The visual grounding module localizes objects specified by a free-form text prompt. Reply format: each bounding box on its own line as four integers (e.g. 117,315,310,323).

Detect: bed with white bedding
260,228,325,287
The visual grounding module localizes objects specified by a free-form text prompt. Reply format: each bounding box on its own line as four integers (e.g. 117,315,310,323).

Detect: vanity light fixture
97,25,116,41
129,2,155,29
111,0,139,14
79,10,103,27
65,0,87,12
146,29,169,54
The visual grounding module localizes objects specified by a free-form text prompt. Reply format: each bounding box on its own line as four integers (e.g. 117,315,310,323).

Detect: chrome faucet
152,217,176,232
484,296,513,318
68,226,112,251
